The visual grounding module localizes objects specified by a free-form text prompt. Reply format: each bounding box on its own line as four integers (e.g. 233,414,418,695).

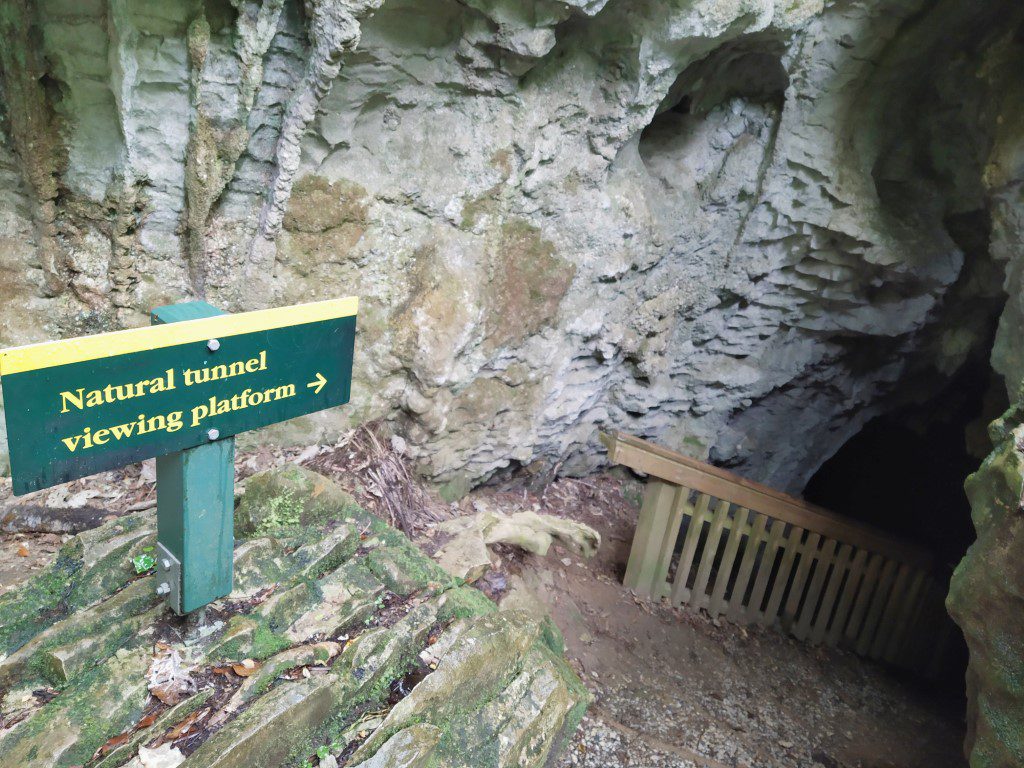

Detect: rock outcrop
0,0,1020,496
0,467,587,767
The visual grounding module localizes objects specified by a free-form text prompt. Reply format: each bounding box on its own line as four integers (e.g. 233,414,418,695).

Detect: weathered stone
948,419,1024,767
235,465,364,537
0,577,158,688
40,604,162,686
185,676,339,768
434,507,600,580
95,690,213,768
229,537,288,599
434,528,493,582
0,647,150,767
350,724,442,768
0,474,584,768
282,560,384,642
361,532,454,594
452,646,583,768
350,610,544,761
0,510,155,658
225,642,340,712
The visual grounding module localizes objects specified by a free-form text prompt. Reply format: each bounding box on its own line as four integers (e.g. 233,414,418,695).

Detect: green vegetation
132,546,156,574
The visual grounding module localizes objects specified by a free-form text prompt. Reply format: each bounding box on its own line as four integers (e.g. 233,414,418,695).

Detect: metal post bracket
155,542,182,614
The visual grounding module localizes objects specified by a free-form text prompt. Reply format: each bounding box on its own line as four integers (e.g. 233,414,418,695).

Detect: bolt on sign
0,297,357,613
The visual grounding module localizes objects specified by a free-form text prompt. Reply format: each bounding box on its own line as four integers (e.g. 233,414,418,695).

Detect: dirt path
464,477,966,768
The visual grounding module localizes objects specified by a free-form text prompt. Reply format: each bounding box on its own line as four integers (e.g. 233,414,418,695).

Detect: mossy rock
0,467,588,768
235,465,367,537
0,510,155,657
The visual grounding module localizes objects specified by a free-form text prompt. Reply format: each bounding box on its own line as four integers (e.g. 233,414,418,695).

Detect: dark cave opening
803,336,1008,698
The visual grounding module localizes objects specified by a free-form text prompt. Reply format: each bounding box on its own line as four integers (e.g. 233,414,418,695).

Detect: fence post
623,480,678,597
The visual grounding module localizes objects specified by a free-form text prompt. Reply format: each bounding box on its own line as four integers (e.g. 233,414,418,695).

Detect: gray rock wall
2,0,1020,495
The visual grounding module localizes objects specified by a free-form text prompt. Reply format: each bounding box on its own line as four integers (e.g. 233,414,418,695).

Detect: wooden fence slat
890,583,930,671
763,525,805,623
870,562,913,659
924,583,955,680
745,520,785,624
883,567,927,662
783,532,822,627
794,538,837,640
844,553,884,645
856,559,899,656
650,486,689,599
623,481,680,598
710,507,749,617
670,492,712,605
811,543,852,645
690,499,732,610
827,548,868,646
727,513,768,622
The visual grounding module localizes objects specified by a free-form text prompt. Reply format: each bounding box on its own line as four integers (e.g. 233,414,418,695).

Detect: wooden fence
602,431,955,678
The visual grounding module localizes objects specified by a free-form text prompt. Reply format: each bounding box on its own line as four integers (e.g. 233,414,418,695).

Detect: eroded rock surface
0,467,587,767
0,0,1020,497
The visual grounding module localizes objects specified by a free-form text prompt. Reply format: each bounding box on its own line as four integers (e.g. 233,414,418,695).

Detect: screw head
207,428,220,441
156,582,171,596
207,339,220,352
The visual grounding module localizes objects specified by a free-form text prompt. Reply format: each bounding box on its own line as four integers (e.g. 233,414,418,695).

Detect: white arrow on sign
307,372,327,394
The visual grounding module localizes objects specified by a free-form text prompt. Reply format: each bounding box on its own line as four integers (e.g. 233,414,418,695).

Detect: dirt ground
455,476,966,768
0,432,967,768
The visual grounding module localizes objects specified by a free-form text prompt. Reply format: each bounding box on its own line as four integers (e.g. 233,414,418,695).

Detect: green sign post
0,297,358,613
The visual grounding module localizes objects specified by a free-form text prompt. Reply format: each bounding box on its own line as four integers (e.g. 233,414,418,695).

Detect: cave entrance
803,350,1006,579
802,324,1008,699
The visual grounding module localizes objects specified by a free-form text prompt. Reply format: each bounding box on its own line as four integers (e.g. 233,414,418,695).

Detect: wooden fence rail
602,431,955,678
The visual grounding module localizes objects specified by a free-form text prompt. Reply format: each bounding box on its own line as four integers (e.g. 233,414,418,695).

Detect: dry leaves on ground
147,644,196,706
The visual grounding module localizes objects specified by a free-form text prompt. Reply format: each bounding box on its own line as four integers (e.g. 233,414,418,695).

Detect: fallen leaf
231,659,261,677
148,646,195,705
206,708,232,729
211,666,235,676
136,711,159,730
96,732,130,757
17,545,29,557
165,708,207,740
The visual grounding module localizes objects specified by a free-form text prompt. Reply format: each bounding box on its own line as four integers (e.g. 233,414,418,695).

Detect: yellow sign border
0,296,359,376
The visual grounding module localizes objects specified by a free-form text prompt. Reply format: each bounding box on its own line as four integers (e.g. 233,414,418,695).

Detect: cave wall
0,0,1017,496
947,22,1024,766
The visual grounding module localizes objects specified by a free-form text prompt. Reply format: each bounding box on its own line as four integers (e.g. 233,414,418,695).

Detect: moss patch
280,175,369,276
236,465,365,538
485,219,575,350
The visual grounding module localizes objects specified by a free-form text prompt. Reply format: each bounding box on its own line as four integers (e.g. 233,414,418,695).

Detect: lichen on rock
0,467,588,767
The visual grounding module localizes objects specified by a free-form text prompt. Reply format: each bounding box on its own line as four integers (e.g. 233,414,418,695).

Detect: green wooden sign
1,297,357,496
0,297,357,614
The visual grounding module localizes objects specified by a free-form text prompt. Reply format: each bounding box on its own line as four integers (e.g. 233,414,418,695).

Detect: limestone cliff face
0,0,1018,495
1,2,1024,760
